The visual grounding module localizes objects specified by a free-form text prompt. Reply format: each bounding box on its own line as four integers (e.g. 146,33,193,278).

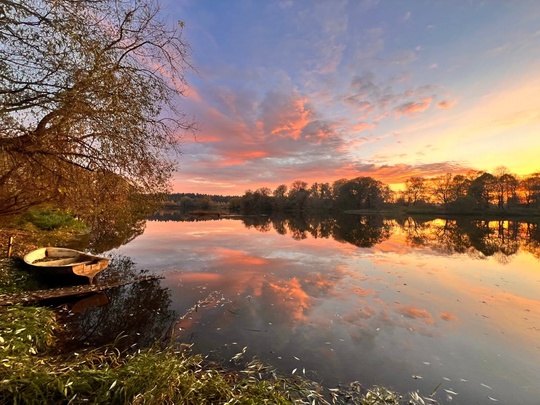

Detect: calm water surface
102,215,540,404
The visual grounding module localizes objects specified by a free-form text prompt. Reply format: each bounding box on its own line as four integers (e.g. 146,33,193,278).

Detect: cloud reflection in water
112,216,540,404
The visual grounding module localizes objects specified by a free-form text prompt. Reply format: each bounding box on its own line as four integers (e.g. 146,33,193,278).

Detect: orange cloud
213,247,269,266
394,97,432,117
439,312,458,321
353,121,376,132
257,92,312,140
268,98,311,140
216,150,269,167
173,272,223,283
268,277,312,321
395,304,434,324
437,99,456,109
353,287,377,297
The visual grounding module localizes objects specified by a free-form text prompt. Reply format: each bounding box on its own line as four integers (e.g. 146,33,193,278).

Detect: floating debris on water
481,383,493,390
444,389,458,395
488,396,499,401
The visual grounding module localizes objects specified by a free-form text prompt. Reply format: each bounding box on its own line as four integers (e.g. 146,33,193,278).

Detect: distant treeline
163,193,238,211
228,168,540,215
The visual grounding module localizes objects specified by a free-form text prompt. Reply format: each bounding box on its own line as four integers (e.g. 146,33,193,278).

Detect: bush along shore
0,210,432,404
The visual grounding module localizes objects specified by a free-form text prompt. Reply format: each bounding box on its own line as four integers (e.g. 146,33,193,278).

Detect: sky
164,0,540,195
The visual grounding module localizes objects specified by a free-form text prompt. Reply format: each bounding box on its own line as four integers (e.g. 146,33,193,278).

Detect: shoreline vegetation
0,210,433,404
162,169,540,220
1,300,427,405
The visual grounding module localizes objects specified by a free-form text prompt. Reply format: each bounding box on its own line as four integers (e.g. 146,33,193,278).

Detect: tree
429,173,454,206
272,184,288,211
335,177,388,210
450,174,471,200
0,0,193,215
236,187,273,214
468,172,497,209
332,178,348,200
273,184,288,199
493,167,518,209
287,180,310,211
307,182,332,210
426,173,471,207
521,173,540,207
403,176,427,205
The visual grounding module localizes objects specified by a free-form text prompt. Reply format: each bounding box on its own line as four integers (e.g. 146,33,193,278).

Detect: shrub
22,208,87,232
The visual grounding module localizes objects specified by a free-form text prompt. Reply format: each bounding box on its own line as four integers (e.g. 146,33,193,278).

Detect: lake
69,214,540,404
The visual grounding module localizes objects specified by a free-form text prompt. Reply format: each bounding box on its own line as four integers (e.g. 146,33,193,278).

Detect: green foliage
358,386,401,404
0,344,296,404
22,208,87,232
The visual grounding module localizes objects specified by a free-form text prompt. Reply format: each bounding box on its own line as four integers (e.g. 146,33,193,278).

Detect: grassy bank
0,304,424,404
0,306,296,404
0,207,89,259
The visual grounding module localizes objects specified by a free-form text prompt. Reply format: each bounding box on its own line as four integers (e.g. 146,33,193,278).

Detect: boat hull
23,247,109,284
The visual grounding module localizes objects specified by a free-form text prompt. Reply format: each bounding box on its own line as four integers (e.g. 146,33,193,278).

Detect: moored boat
23,247,109,284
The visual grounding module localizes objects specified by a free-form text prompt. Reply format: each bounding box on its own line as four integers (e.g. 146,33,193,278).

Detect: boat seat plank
32,259,93,267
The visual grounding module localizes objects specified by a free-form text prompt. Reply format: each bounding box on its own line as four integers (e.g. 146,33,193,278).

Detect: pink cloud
437,99,457,109
215,150,270,167
255,92,313,139
395,304,434,324
440,312,458,321
394,97,432,117
353,121,376,132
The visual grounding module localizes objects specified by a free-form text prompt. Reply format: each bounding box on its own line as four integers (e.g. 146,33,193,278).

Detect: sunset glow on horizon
169,1,540,195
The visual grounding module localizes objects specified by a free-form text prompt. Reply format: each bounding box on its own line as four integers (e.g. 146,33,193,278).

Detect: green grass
0,305,56,356
0,258,42,294
0,306,298,404
21,208,88,232
0,305,432,405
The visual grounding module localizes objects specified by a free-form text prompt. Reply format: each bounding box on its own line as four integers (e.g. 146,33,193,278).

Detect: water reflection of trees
398,217,540,262
237,214,540,261
523,222,540,259
332,215,390,247
240,214,391,247
63,207,148,254
58,256,176,352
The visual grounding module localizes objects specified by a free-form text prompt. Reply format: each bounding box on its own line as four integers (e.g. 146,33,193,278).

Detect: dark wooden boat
23,247,109,284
